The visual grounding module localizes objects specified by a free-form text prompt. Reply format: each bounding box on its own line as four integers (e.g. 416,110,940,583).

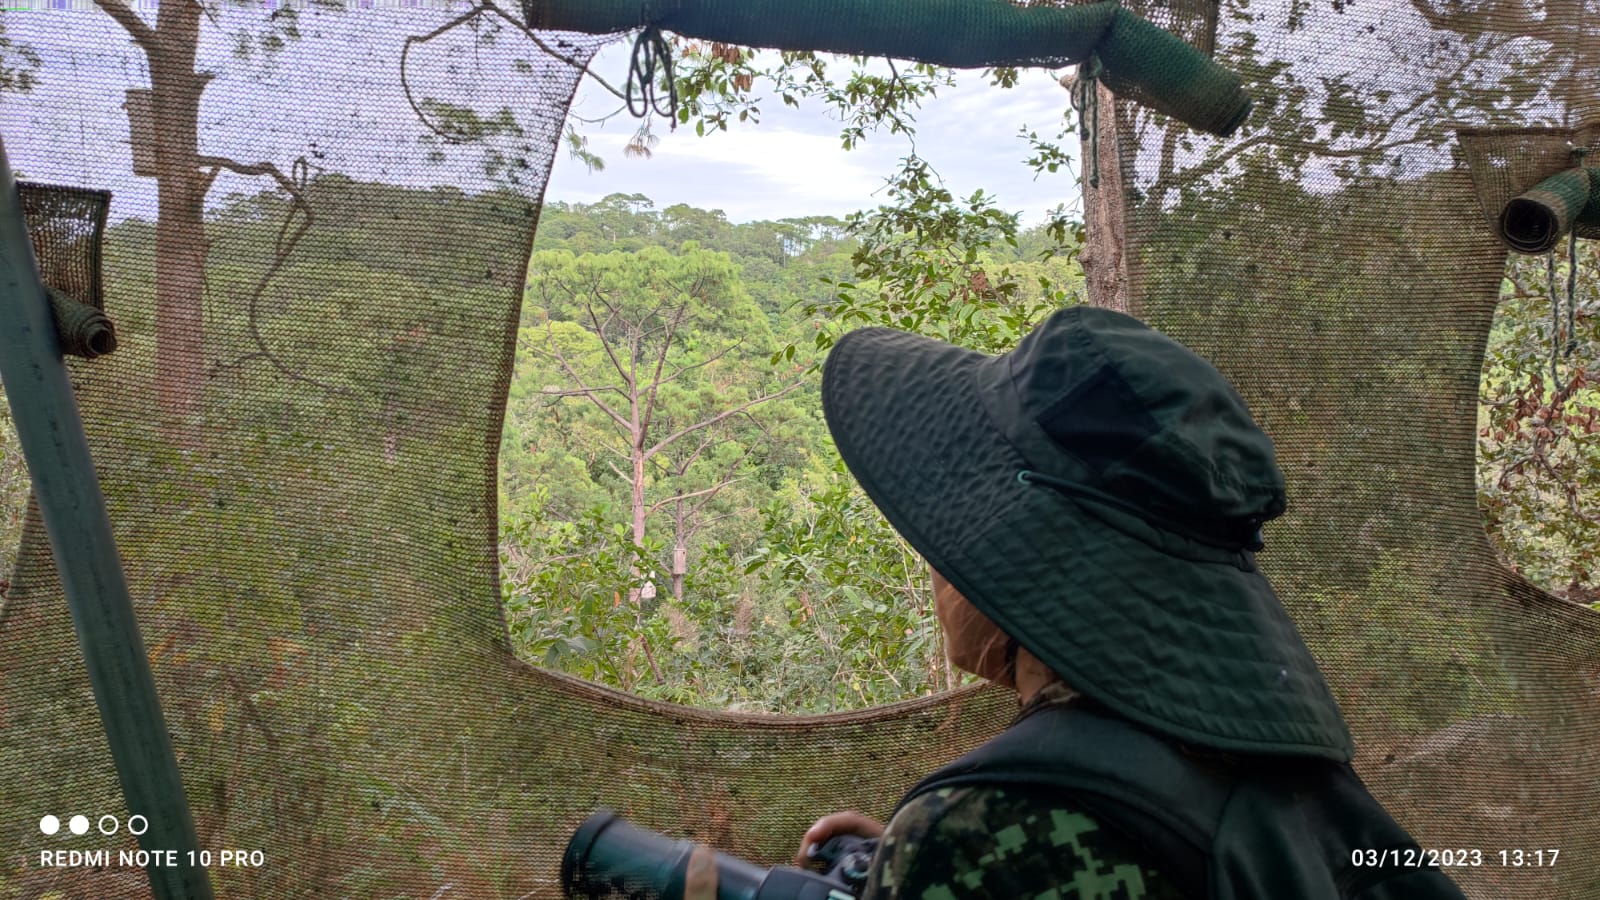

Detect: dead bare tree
528,258,800,684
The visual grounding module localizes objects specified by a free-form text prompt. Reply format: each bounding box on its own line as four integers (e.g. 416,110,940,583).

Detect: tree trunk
625,388,664,686
147,1,209,449
670,507,686,603
1078,84,1132,315
629,419,647,606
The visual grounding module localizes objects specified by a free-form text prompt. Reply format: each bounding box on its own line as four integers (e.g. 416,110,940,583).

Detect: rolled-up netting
46,285,119,359
1499,166,1600,254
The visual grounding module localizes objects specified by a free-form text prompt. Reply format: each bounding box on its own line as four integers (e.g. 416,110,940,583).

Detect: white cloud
549,122,889,221
549,46,1084,225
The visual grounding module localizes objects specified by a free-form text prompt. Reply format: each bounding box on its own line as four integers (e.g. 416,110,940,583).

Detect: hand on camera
684,843,718,900
793,811,886,868
681,810,885,900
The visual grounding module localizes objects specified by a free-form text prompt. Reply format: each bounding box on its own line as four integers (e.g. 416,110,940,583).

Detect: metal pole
0,137,214,898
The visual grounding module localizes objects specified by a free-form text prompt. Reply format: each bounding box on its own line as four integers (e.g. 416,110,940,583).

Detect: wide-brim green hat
821,306,1354,762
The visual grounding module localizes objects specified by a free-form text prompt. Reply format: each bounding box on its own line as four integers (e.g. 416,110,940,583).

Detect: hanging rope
1564,228,1579,360
626,25,678,126
1546,146,1589,393
1070,54,1102,190
1568,147,1587,361
1548,241,1567,393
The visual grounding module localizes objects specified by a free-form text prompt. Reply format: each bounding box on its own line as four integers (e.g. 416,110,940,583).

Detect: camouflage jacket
859,783,1186,900
861,684,1185,900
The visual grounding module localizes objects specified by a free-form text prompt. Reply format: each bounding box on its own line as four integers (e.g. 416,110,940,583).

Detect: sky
1,11,1084,228
0,0,1544,230
546,43,1085,225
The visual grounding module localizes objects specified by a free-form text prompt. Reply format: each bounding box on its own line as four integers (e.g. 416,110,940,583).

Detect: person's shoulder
864,784,1185,900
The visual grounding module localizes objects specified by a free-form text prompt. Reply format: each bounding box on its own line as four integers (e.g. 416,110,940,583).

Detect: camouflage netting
18,183,118,358
0,0,1596,898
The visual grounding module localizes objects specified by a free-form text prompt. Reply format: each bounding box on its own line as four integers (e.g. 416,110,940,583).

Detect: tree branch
196,154,307,198
643,380,803,462
538,385,629,400
1149,130,1432,202
658,336,742,389
580,284,636,390
638,299,691,442
541,319,632,432
682,507,753,543
477,0,627,99
209,155,353,400
673,432,721,478
1146,37,1500,205
646,480,739,517
92,0,161,54
1408,0,1542,41
685,444,757,520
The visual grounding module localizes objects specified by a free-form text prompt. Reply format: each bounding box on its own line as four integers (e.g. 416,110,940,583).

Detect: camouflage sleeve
860,785,1187,900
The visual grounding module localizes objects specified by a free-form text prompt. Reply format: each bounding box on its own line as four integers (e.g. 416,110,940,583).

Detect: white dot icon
39,815,59,835
69,815,89,836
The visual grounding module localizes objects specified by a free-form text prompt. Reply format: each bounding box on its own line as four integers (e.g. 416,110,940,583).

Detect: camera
562,809,879,900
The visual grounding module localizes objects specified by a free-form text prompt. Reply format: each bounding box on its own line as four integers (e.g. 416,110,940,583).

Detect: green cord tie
627,24,678,125
1546,146,1588,393
1071,54,1103,190
1568,148,1585,361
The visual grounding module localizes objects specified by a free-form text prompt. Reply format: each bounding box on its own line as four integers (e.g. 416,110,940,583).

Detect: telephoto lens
561,810,866,900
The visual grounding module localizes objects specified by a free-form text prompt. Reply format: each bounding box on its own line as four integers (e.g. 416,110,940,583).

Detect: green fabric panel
46,285,118,359
1499,166,1591,254
524,0,1249,135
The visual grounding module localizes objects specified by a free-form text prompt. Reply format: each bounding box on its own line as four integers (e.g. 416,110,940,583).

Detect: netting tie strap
627,24,678,126
1070,54,1103,189
1016,469,1266,554
1567,147,1586,361
1546,145,1589,392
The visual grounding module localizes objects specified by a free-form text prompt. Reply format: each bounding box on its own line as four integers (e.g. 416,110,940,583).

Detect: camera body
563,809,880,900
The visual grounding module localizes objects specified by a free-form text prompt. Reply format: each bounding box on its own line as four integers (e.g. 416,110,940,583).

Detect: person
788,567,1185,899
688,306,1466,900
